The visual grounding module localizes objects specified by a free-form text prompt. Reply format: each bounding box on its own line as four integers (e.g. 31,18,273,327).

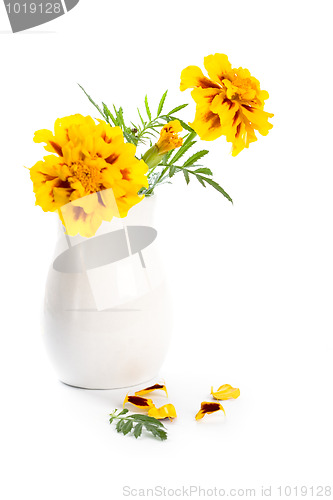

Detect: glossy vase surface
43,196,172,389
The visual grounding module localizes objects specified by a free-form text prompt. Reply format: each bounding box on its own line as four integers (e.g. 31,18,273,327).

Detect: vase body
43,196,172,389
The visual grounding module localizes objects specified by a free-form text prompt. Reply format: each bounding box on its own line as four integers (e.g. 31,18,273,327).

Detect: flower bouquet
29,54,273,389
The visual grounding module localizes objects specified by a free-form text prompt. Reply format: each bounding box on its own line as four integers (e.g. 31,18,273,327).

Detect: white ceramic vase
43,196,172,389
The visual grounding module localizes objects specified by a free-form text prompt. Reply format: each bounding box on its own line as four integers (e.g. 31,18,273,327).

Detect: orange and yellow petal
135,384,168,398
156,120,183,154
204,53,232,85
190,87,223,107
211,384,240,400
148,404,177,421
123,395,154,410
195,402,226,420
241,106,274,136
59,204,104,238
180,65,221,92
189,107,224,142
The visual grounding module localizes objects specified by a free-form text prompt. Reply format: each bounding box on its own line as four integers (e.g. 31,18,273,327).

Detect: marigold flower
180,53,273,156
142,120,183,169
156,120,183,154
135,383,168,398
123,395,154,410
195,401,226,420
148,404,177,421
211,384,240,400
30,114,148,237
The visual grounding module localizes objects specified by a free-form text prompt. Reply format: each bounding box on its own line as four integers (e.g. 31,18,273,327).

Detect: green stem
142,145,164,169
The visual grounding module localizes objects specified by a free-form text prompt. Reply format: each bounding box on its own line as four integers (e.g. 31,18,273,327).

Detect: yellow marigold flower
148,404,177,421
123,395,154,410
142,120,183,169
135,383,168,398
30,114,148,237
156,120,183,154
211,384,240,400
195,401,226,420
180,53,274,156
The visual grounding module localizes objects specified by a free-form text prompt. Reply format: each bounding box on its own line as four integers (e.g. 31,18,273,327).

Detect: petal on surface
148,404,177,421
195,402,226,420
123,395,154,409
135,384,168,397
211,384,240,400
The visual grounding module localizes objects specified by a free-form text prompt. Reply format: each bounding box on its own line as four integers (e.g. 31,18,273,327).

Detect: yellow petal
180,65,221,92
135,383,168,398
123,394,154,410
156,120,183,154
195,402,225,420
189,106,224,141
33,129,54,145
148,404,177,421
190,87,222,107
211,384,240,400
241,106,274,136
204,53,232,84
71,192,99,214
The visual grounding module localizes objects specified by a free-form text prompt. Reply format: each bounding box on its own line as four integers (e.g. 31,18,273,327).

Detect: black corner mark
4,0,80,33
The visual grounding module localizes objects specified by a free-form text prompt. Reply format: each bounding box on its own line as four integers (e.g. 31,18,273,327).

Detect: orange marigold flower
156,120,183,154
195,401,226,420
30,114,148,237
135,383,168,398
211,384,240,400
180,53,273,156
148,404,177,421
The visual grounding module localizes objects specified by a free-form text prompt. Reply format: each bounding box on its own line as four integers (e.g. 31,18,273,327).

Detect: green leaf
122,420,133,435
157,90,168,116
167,103,188,115
116,420,125,433
126,414,165,426
145,95,152,121
137,107,146,127
109,410,167,440
200,177,233,203
117,107,125,128
102,103,118,126
196,175,206,187
163,150,173,163
193,167,213,176
116,409,129,417
134,423,143,439
183,150,209,168
144,423,167,441
78,84,104,119
169,165,177,177
169,141,196,165
183,130,197,145
183,170,190,184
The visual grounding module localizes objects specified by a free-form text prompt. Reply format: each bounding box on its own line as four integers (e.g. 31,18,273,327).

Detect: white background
1,0,333,498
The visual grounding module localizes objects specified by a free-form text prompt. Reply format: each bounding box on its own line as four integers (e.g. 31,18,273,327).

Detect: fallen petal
135,383,168,398
148,404,177,421
211,384,240,400
123,394,154,410
195,401,226,420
